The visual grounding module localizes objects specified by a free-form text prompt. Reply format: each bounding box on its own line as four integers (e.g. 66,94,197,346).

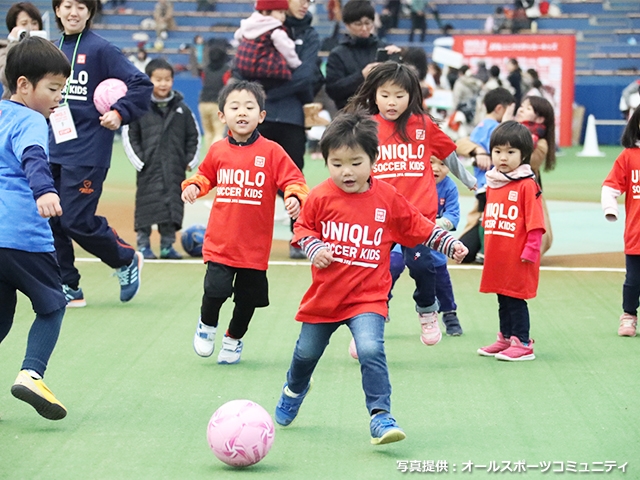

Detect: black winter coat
325,34,387,110
123,91,201,230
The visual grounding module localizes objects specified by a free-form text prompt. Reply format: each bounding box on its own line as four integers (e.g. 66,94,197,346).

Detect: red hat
255,0,289,11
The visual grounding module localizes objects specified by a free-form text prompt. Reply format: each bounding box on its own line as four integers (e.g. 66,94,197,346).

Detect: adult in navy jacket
256,0,322,258
49,0,153,306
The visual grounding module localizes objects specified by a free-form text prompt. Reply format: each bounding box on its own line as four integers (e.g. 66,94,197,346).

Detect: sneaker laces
114,260,137,286
621,316,637,327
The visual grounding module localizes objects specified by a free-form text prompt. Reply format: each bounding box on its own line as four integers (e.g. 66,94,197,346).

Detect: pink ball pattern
207,399,275,467
93,78,128,115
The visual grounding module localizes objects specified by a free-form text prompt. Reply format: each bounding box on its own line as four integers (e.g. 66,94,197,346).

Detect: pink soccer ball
93,78,127,115
207,399,275,467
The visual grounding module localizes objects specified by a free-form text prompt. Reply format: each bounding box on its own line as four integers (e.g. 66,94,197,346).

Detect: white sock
198,321,216,334
284,386,300,398
26,369,42,380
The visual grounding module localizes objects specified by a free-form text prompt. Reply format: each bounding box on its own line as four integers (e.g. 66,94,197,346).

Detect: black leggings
623,254,640,316
201,296,256,339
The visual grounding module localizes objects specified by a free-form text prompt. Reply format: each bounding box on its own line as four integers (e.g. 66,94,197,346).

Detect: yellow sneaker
11,370,67,420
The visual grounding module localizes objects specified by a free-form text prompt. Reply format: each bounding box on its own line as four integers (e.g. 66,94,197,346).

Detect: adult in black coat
123,74,201,259
325,0,400,110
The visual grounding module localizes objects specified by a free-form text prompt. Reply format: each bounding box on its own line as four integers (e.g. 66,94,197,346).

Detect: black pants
623,254,640,316
409,11,426,42
49,164,135,289
498,294,530,343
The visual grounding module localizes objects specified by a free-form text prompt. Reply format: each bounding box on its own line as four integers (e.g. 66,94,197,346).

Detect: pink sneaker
419,312,442,346
495,337,535,361
349,337,358,359
618,313,637,337
477,332,511,357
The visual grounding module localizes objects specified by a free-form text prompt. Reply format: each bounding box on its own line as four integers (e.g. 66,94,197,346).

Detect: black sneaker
442,312,463,336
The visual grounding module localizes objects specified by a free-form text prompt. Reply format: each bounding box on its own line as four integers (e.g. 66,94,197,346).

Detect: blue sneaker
62,284,86,308
116,252,143,303
370,412,406,445
139,246,157,260
160,246,182,259
275,379,313,426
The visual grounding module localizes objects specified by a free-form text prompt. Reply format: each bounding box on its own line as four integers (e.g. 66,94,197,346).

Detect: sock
197,320,216,334
26,369,42,380
371,409,387,418
284,386,301,398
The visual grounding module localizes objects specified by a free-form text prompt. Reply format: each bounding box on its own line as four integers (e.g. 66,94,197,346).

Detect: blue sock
21,307,65,377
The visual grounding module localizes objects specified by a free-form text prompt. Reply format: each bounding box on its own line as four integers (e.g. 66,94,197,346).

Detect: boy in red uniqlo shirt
274,111,468,445
477,121,545,361
182,81,309,365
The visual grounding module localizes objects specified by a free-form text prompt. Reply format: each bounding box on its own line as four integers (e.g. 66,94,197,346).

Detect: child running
182,81,309,364
477,121,545,361
123,58,201,260
0,36,71,419
345,62,475,346
275,111,468,445
601,107,640,337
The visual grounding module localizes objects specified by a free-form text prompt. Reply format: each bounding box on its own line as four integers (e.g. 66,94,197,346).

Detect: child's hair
621,106,640,149
145,58,174,78
524,95,556,171
6,2,43,31
217,80,266,111
401,47,427,81
484,87,515,113
319,109,379,165
345,62,428,142
5,36,71,94
490,120,534,165
342,0,375,24
52,0,97,31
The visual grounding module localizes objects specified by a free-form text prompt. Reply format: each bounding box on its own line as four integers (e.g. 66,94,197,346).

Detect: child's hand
36,192,63,218
99,110,122,131
181,184,200,204
285,197,301,220
312,248,334,269
451,241,468,263
474,148,492,170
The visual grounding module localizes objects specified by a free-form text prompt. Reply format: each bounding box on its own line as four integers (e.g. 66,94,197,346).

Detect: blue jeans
286,313,391,414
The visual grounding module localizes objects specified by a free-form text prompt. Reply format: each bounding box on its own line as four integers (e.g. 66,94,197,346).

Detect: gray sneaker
442,311,463,336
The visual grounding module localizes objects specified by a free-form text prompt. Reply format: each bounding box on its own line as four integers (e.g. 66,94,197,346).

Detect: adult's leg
348,313,390,414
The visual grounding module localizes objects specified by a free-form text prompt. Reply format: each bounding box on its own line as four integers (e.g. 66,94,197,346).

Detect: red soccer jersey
372,113,457,221
480,177,545,299
603,148,640,255
293,177,437,323
185,135,306,270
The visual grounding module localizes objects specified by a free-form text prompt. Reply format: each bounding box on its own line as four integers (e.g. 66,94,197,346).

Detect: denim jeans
286,313,391,414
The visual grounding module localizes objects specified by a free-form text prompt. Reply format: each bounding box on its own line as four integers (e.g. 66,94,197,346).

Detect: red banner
452,35,576,147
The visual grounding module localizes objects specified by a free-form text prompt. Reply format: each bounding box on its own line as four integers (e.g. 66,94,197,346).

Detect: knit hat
255,0,289,11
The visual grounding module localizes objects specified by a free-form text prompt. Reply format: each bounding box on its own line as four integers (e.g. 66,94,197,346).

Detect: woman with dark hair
48,0,153,306
325,0,400,110
0,2,43,99
506,58,523,108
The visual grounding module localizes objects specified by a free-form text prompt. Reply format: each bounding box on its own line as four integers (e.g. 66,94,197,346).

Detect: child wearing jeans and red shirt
274,111,468,445
477,121,545,361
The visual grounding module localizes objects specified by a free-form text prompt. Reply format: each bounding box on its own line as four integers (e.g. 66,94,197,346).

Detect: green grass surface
1,263,638,479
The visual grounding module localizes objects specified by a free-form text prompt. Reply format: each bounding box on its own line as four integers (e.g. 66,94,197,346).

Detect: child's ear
217,110,226,124
16,76,31,94
258,109,266,124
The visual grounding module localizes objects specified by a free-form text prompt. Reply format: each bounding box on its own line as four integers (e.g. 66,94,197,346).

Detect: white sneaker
419,311,442,346
193,319,216,357
217,335,243,364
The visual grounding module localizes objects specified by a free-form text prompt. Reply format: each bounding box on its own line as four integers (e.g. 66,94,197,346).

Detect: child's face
55,0,91,35
269,10,286,22
515,99,543,124
376,81,409,122
218,89,266,143
13,73,66,119
492,143,522,174
326,145,373,194
150,68,173,99
430,156,450,184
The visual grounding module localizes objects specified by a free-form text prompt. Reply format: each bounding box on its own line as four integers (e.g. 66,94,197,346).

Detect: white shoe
193,319,216,357
217,335,243,364
419,311,442,346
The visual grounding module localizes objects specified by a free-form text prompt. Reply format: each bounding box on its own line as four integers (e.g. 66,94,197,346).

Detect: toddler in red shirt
602,107,640,337
182,81,309,364
274,110,468,445
477,121,545,361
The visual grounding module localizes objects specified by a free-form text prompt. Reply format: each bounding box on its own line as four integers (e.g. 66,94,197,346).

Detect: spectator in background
474,60,489,84
188,34,207,76
199,39,230,147
484,6,505,33
154,0,175,39
523,68,555,107
379,0,400,40
408,0,430,43
426,61,442,90
1,2,43,99
197,0,216,11
506,58,523,108
128,47,151,72
325,0,400,110
619,79,640,120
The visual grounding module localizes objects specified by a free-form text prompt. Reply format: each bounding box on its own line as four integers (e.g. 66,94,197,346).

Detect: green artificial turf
1,263,638,479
